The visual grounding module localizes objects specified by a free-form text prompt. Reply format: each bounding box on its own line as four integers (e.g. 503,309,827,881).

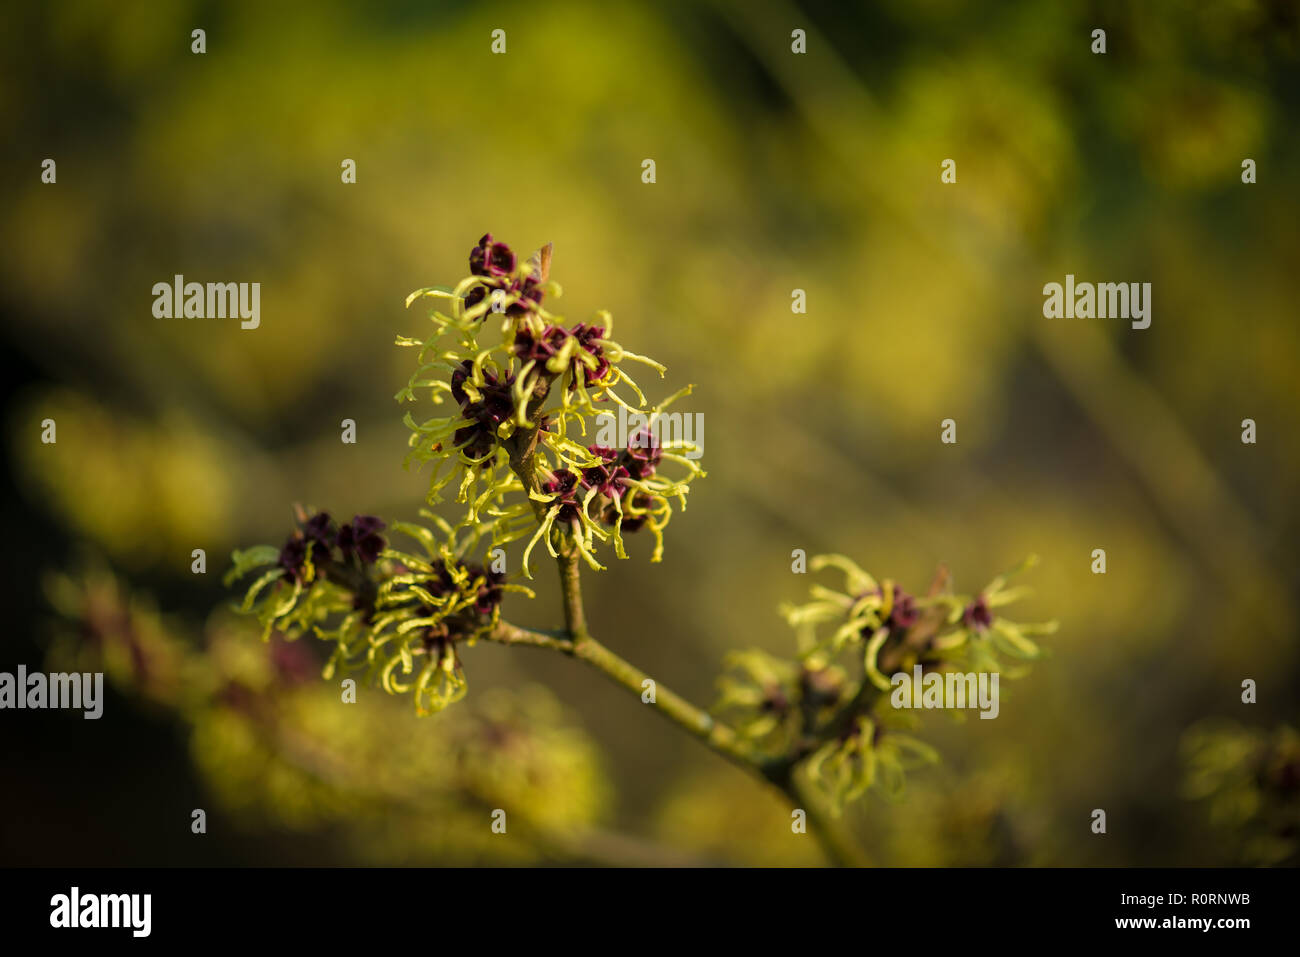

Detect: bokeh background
2,0,1298,866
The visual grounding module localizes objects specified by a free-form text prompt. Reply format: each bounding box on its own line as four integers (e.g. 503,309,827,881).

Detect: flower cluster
225,237,701,717
44,559,190,710
714,650,850,754
464,232,546,319
782,553,1054,686
277,511,387,584
397,234,704,575
226,509,531,714
715,553,1056,811
447,362,521,461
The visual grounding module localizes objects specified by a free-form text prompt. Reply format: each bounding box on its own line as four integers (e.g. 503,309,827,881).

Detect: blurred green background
2,0,1298,865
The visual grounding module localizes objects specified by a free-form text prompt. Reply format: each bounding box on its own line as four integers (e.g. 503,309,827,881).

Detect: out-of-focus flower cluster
225,508,530,715
714,553,1056,812
1182,720,1300,866
44,561,608,863
14,390,235,569
396,233,704,573
45,558,193,711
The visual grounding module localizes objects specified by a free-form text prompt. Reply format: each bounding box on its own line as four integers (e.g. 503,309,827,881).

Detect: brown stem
781,773,871,867
488,621,573,652
489,612,865,866
488,618,762,778
556,543,589,640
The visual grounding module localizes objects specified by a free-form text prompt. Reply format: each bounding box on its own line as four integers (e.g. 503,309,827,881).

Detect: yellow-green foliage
1182,720,1300,866
653,766,827,867
46,564,610,864
714,553,1055,812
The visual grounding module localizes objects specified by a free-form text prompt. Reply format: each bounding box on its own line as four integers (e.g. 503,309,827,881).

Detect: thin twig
497,354,868,866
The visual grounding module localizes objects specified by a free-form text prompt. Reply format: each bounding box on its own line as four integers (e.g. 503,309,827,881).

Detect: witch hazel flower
448,361,518,462
714,649,802,748
468,233,516,279
520,418,696,573
579,445,629,499
714,553,1058,809
622,427,663,479
778,553,1058,695
539,468,586,524
338,515,388,564
804,715,940,810
463,233,546,320
276,511,386,585
561,322,611,388
218,233,1064,857
397,234,705,575
938,555,1059,665
228,511,533,714
523,463,613,575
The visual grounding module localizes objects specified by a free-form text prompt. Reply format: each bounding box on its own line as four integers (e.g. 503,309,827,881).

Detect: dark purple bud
467,564,507,617
542,469,579,497
888,587,919,630
277,534,310,581
572,323,604,349
302,512,337,550
622,429,662,480
542,469,584,523
505,274,544,316
565,323,610,388
469,233,493,275
278,511,338,582
488,242,516,277
448,363,520,461
962,595,993,633
469,233,517,279
581,460,630,499
450,361,472,406
514,324,567,363
464,285,488,313
469,235,489,275
338,515,387,564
